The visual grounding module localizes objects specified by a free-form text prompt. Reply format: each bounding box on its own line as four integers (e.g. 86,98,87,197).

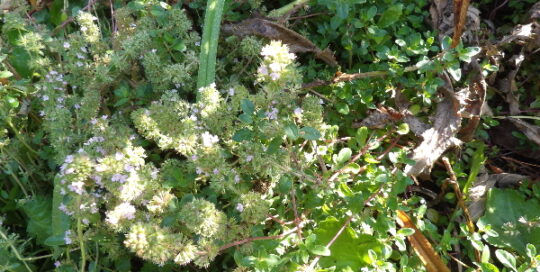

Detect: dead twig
218,226,299,252
441,157,480,263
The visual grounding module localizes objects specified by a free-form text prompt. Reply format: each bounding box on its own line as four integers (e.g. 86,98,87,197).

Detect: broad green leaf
232,128,253,142
240,99,255,115
342,163,361,174
378,4,403,28
478,188,540,255
300,126,321,140
20,196,52,245
495,249,517,271
314,217,383,269
50,178,71,243
266,137,282,155
5,96,19,108
284,123,300,140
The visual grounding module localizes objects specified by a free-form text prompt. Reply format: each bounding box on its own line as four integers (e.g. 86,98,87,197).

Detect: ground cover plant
1,0,540,271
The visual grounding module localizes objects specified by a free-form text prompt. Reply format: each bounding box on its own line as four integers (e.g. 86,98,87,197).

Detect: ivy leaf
300,126,321,140
378,4,403,28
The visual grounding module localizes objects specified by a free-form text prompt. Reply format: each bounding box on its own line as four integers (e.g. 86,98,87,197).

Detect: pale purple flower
246,155,254,162
294,107,303,115
64,230,72,244
65,155,74,163
270,72,280,81
258,65,269,75
54,261,61,267
228,88,235,96
42,95,49,101
213,168,219,175
63,42,70,49
234,175,240,183
266,107,279,120
236,203,244,212
68,181,85,195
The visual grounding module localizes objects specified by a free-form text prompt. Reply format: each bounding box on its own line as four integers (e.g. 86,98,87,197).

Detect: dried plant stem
218,227,299,252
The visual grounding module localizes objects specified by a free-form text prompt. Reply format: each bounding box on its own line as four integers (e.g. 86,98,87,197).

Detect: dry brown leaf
396,210,451,272
467,172,527,220
222,18,338,67
508,117,540,146
404,88,462,177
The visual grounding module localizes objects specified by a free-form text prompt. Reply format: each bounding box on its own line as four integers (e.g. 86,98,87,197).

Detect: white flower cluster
106,202,136,226
257,41,296,82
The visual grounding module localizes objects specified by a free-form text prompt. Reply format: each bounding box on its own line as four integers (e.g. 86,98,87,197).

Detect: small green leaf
334,148,352,165
342,163,361,174
240,99,255,115
336,102,349,115
356,127,369,147
526,244,537,259
441,36,452,51
171,40,186,52
459,46,481,63
0,70,13,78
300,127,321,140
396,123,409,135
397,228,415,236
309,245,331,256
447,63,461,81
5,96,19,108
232,128,252,142
495,249,517,271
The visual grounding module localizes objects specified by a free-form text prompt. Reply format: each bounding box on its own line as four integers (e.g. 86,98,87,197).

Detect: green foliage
478,188,540,255
0,0,537,271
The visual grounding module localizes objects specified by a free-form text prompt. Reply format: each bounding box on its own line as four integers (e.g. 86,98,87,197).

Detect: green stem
0,228,33,272
77,197,87,272
268,0,310,18
196,0,225,89
6,120,38,155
